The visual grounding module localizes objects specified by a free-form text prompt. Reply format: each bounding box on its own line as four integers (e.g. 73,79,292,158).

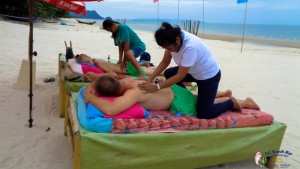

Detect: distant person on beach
84,76,261,116
138,22,235,119
102,19,146,79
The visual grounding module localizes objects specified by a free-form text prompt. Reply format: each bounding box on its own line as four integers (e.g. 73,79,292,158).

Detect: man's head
76,54,94,64
95,76,121,96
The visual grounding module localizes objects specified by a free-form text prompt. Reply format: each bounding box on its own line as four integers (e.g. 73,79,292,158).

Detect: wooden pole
157,1,160,28
28,0,34,127
202,0,205,35
177,0,180,25
241,2,248,53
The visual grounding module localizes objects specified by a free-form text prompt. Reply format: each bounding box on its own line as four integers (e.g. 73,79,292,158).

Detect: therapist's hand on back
138,81,158,93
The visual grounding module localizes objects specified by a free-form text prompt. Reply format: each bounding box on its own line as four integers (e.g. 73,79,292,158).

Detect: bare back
121,78,174,111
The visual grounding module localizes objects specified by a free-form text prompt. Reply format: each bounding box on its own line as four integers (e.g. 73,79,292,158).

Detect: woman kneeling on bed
84,76,260,118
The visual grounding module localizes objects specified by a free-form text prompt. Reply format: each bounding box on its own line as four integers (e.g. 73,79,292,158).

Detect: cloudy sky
85,0,300,25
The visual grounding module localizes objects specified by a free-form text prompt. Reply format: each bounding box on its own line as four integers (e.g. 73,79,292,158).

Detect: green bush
0,0,68,18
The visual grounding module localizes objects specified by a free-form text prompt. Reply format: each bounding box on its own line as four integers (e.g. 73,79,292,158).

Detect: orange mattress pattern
111,109,274,134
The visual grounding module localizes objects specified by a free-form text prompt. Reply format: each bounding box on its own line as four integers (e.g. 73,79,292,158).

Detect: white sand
0,19,299,168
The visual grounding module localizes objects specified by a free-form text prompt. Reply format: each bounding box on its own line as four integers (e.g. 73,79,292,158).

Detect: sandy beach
0,18,299,169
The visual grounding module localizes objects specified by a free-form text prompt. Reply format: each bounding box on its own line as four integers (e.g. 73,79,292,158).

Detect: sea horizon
90,18,300,43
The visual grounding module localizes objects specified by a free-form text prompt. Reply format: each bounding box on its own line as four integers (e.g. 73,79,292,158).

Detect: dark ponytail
155,22,181,48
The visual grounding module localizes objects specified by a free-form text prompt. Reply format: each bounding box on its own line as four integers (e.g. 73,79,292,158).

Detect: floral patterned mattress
111,109,274,134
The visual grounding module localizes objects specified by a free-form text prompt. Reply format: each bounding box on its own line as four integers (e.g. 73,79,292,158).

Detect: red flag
153,0,159,3
237,0,248,3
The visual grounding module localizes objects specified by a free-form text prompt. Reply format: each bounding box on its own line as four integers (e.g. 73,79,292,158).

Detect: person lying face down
84,76,260,118
75,54,160,79
67,56,118,80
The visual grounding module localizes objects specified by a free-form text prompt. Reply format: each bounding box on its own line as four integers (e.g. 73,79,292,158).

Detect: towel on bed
78,87,149,132
77,88,112,133
68,58,104,75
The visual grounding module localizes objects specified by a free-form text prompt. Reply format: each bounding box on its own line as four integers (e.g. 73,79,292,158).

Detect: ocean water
97,19,300,42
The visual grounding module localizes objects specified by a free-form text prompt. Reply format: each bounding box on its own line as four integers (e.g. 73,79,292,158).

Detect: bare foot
244,97,260,110
217,89,232,98
141,61,150,68
183,82,192,86
231,97,242,112
191,88,198,95
225,89,232,97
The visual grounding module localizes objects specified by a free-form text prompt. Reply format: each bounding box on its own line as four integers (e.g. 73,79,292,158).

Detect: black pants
164,66,234,119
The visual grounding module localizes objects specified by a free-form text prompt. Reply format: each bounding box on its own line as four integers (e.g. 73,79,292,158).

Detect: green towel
126,61,146,78
170,84,197,115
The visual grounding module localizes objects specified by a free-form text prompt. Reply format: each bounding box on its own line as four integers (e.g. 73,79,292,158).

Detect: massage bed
64,91,287,169
59,53,90,138
58,53,89,117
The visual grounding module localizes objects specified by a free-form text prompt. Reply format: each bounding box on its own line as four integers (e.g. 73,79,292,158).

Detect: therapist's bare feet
216,89,232,98
231,97,242,112
140,61,150,68
244,97,261,110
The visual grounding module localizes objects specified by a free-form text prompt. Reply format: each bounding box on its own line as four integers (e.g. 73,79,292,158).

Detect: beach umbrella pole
177,0,180,25
202,0,205,35
157,1,159,28
241,2,248,53
28,0,34,128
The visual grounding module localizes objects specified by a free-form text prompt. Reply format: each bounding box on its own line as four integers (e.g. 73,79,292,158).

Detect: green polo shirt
113,24,146,51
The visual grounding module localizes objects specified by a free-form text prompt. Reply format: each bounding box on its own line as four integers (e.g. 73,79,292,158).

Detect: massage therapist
138,22,239,119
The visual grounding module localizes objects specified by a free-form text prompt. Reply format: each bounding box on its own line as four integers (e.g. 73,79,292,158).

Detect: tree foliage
0,0,68,18
34,1,68,18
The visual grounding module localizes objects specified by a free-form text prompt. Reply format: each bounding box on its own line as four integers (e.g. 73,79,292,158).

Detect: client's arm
85,72,118,81
94,60,116,74
84,88,141,116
